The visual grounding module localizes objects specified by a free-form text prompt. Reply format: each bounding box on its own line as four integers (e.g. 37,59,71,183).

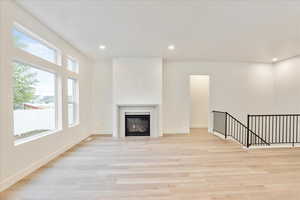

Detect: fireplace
115,104,160,138
125,114,150,136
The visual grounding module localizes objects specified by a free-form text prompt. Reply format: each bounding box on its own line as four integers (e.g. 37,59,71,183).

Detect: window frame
66,55,79,73
11,22,64,145
12,60,61,145
10,21,82,145
13,22,62,65
67,77,79,127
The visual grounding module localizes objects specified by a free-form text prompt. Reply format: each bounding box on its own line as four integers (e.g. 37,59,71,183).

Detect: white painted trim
212,131,300,150
212,132,247,148
212,131,226,139
13,22,62,65
0,134,90,192
164,132,189,135
14,129,62,146
92,130,113,135
249,143,300,149
190,125,208,128
120,109,154,138
116,105,160,138
163,128,190,134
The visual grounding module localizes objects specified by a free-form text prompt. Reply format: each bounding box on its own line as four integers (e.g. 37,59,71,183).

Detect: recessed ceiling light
99,45,106,50
168,45,175,50
272,57,278,62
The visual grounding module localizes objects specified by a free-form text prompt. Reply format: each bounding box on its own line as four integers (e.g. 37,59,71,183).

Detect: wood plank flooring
2,128,300,200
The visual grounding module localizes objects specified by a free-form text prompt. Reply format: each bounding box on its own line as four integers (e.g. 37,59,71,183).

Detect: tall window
13,61,57,139
67,78,78,126
67,57,78,73
12,24,59,64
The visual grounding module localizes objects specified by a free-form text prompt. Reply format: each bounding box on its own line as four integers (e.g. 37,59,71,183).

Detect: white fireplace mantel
113,104,161,138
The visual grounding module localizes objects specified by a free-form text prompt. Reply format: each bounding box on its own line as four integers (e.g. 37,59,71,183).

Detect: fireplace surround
114,104,161,138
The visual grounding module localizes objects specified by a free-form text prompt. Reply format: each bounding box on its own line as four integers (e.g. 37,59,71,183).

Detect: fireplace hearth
125,115,150,136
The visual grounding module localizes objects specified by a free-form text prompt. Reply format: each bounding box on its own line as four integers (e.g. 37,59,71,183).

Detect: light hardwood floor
2,128,300,200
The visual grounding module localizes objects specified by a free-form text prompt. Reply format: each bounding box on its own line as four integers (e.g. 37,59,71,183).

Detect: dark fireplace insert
125,115,150,136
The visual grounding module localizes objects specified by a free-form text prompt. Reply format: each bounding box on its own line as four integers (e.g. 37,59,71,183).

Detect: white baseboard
92,130,113,135
190,125,208,129
0,134,90,192
163,128,190,134
212,131,226,139
249,143,300,149
163,132,189,135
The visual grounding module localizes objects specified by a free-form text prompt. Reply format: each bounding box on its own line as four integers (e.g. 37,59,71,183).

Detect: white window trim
13,22,62,65
10,22,84,145
12,60,62,145
66,55,79,73
14,129,61,146
67,78,79,127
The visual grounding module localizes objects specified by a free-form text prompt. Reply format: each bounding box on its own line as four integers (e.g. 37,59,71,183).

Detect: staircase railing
248,114,300,147
212,111,270,147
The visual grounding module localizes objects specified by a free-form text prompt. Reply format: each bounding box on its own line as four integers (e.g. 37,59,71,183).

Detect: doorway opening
189,75,210,131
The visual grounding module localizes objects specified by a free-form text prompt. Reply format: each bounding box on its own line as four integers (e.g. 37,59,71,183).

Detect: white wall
4,0,300,193
163,60,275,133
190,75,209,128
113,58,163,105
112,58,163,137
0,1,93,191
0,0,5,183
91,60,275,134
91,58,164,135
91,60,113,134
274,57,300,113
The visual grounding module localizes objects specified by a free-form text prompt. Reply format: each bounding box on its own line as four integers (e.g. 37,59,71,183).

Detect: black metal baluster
236,120,238,140
267,116,272,143
229,116,232,137
279,116,282,143
242,125,244,145
285,115,288,143
297,116,299,143
278,115,281,143
233,119,235,139
289,115,294,146
258,116,260,145
282,116,284,143
260,116,267,144
255,116,256,145
248,116,251,147
253,116,256,145
242,127,244,145
240,124,242,144
274,116,277,143
236,120,238,139
270,116,273,143
292,116,295,147
286,115,288,143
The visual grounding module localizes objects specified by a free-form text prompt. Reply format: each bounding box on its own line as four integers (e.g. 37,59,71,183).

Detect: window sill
68,122,80,128
14,129,61,146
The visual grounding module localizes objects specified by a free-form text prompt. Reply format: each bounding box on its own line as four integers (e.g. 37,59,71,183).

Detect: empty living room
1,0,300,199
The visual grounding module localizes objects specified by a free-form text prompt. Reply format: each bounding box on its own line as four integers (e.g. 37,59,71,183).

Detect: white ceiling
16,0,300,63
